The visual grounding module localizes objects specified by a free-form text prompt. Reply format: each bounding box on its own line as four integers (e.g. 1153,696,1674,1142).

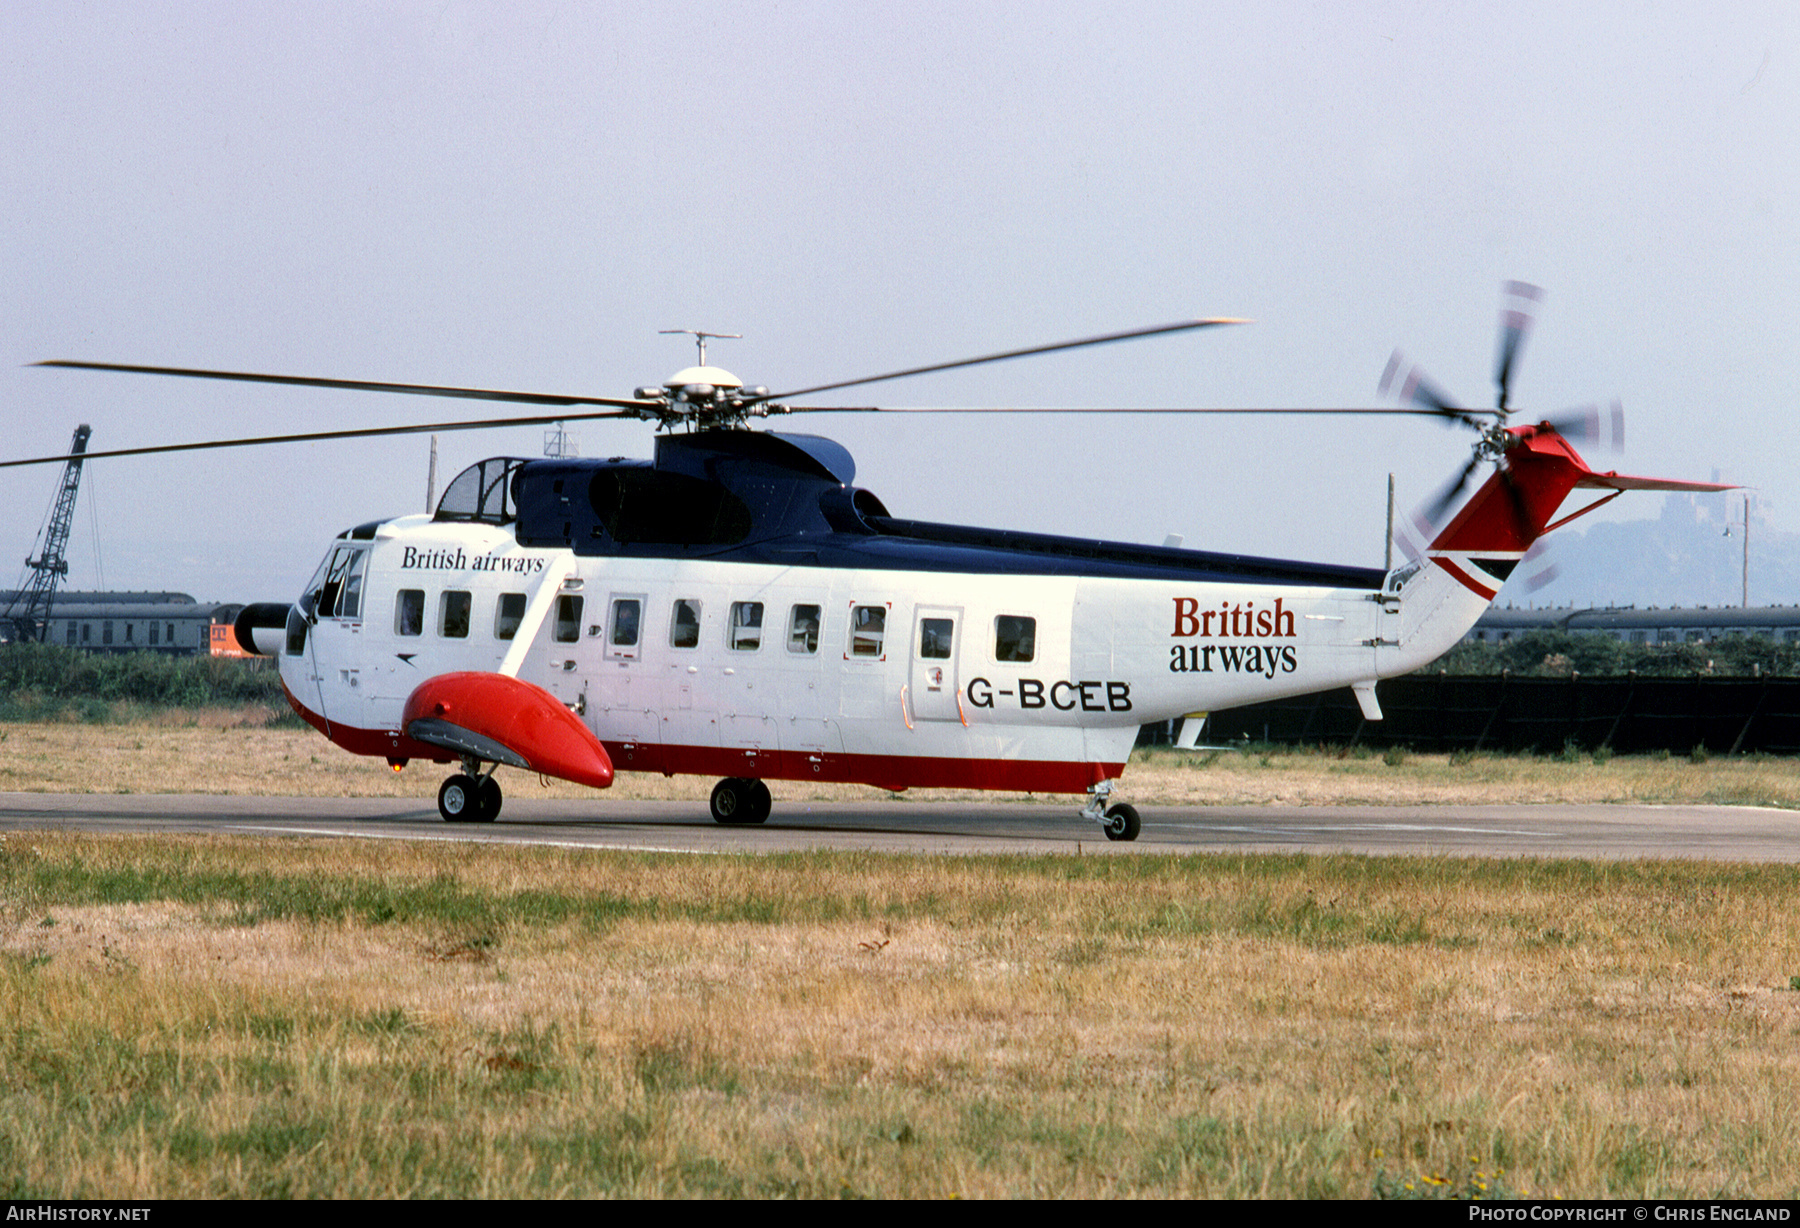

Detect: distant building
0,590,244,655
1466,604,1800,645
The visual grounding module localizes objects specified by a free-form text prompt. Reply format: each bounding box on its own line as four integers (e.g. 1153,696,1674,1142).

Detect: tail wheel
438,774,477,823
1103,803,1141,843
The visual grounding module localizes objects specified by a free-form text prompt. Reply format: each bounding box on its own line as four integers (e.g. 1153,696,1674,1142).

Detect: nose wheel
710,777,772,825
438,771,502,823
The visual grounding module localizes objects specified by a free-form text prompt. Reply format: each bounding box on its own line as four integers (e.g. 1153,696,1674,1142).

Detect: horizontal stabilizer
1573,471,1736,493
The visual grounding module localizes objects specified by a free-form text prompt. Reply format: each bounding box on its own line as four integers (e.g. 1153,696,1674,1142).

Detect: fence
1149,675,1800,755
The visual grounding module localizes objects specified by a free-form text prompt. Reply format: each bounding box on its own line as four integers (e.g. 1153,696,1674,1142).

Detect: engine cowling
401,672,614,790
234,603,291,656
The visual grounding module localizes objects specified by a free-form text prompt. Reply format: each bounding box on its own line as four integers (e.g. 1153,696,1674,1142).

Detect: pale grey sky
4,2,1795,602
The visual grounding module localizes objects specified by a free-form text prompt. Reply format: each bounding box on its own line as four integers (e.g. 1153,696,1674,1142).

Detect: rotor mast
5,424,91,642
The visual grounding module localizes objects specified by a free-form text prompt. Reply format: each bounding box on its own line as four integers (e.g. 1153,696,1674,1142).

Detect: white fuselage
281,513,1483,793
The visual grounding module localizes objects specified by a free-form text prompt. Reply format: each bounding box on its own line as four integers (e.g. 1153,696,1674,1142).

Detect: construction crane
4,425,91,643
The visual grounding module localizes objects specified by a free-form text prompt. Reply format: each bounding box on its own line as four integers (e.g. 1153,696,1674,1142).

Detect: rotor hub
665,365,744,391
630,365,777,430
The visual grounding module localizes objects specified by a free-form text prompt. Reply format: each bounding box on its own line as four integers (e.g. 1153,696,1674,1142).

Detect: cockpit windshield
435,458,528,525
298,544,369,620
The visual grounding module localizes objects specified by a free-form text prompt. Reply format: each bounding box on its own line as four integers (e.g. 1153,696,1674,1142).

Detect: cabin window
919,617,953,660
554,595,583,643
494,593,526,640
849,605,886,658
608,598,643,659
670,599,701,649
995,615,1036,663
729,602,763,651
395,590,424,637
439,591,472,639
788,604,821,654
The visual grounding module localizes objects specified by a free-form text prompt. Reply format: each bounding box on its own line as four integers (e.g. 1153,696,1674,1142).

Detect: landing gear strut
710,777,771,825
438,760,502,823
1080,780,1140,842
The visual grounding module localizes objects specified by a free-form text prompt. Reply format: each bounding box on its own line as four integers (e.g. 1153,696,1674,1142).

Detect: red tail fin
1424,426,1732,600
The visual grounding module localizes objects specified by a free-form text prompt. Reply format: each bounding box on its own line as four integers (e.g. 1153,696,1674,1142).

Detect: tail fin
1422,426,1732,600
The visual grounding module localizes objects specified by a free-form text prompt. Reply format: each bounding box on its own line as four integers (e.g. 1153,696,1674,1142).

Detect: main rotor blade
775,404,1507,417
33,360,654,411
0,407,641,470
764,319,1248,402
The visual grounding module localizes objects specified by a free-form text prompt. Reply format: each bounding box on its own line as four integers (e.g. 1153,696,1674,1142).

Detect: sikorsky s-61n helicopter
12,285,1729,839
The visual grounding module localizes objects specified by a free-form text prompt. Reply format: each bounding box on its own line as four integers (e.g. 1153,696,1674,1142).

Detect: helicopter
9,287,1730,840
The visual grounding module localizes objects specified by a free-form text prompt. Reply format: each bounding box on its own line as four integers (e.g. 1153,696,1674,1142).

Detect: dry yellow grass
5,833,1800,1197
1,716,1796,808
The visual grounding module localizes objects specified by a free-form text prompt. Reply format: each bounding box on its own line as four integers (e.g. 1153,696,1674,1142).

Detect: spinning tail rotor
1385,283,1731,592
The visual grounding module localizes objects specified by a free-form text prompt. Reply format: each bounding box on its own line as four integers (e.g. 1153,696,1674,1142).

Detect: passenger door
909,606,963,722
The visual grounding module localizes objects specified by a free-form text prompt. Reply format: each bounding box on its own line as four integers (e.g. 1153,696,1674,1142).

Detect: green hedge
1425,629,1800,678
0,643,285,711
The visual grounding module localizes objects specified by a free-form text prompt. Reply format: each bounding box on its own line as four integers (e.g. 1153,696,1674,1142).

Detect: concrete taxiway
4,792,1798,860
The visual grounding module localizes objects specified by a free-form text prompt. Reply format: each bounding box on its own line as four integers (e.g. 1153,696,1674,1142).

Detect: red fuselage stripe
1430,556,1498,600
285,688,1122,795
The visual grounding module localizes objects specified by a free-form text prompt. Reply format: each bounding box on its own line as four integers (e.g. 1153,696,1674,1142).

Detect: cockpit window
303,545,368,620
435,458,528,525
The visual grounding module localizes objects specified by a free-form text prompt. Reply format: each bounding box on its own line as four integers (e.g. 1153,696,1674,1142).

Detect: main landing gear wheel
1103,803,1141,843
710,777,772,825
438,773,502,823
438,774,477,823
475,776,502,823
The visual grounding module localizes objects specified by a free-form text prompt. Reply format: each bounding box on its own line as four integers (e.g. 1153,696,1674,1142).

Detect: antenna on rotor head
659,329,742,366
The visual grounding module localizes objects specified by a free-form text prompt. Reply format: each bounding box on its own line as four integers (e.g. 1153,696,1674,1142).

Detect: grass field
5,719,1800,1198
2,713,1798,810
5,833,1800,1198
